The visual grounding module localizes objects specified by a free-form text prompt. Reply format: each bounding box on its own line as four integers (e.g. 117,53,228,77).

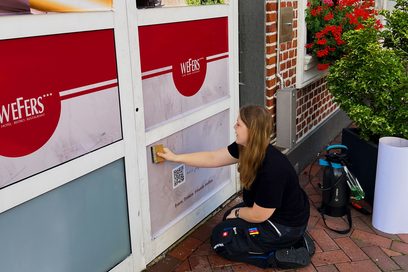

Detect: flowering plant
305,0,382,70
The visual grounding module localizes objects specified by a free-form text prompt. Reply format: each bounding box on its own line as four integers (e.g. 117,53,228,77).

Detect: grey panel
238,0,265,106
0,159,131,272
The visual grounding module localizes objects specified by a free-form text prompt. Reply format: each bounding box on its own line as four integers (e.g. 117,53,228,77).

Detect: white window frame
296,0,327,88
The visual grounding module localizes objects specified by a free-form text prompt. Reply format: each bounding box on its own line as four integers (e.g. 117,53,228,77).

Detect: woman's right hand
157,147,179,162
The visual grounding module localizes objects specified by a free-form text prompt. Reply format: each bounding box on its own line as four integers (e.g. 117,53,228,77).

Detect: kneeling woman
157,105,313,269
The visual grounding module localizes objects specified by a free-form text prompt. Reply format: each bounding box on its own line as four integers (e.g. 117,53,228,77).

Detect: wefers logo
173,57,207,97
0,90,61,157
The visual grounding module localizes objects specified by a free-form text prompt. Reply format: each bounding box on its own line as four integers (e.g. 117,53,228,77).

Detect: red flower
317,47,329,57
306,0,379,68
305,43,314,49
374,19,383,30
324,12,334,21
355,23,364,30
311,6,323,16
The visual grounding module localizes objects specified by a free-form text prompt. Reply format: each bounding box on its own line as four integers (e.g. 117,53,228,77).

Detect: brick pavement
145,135,408,272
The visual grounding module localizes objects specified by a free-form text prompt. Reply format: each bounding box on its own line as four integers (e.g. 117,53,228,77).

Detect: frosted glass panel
0,159,131,272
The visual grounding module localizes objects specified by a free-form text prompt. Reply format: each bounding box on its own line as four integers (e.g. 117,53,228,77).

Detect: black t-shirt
228,142,310,227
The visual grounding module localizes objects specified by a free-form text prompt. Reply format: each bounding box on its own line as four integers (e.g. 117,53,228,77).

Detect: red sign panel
0,30,121,188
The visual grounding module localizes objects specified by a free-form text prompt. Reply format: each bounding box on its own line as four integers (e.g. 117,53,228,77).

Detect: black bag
318,144,352,234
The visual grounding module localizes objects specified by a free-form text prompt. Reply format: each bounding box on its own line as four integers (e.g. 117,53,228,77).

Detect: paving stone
309,229,340,251
316,264,339,272
309,194,322,205
191,240,213,256
392,255,408,270
381,247,402,257
361,246,400,271
391,240,408,255
146,255,181,272
208,253,236,268
349,216,375,234
190,223,214,242
231,263,275,272
372,228,401,241
304,183,319,197
212,266,234,271
335,259,381,272
188,255,212,272
168,237,203,261
351,229,392,249
310,204,322,217
308,215,320,229
174,259,191,272
296,264,317,271
311,250,350,266
397,234,408,243
314,217,351,238
334,237,368,261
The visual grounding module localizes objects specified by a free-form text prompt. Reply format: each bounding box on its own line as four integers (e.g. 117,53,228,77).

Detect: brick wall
295,77,338,141
265,0,338,143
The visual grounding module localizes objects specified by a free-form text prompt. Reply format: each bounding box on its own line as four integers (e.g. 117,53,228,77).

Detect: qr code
172,164,186,189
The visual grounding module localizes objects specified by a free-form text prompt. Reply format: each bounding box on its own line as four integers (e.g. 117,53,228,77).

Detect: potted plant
305,0,379,70
326,1,408,204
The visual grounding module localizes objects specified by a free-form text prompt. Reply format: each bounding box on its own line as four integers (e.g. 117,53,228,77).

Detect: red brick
316,264,338,272
334,237,368,261
391,240,408,255
168,237,203,261
351,229,392,249
361,246,400,271
266,13,277,23
266,2,277,12
335,259,380,272
188,255,211,271
266,68,275,77
266,34,277,44
312,250,350,266
266,56,277,66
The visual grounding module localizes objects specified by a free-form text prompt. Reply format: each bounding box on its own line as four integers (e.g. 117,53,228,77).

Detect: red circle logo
172,57,207,97
0,90,61,157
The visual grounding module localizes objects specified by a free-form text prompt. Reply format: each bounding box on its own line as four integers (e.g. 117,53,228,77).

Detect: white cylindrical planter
372,137,408,234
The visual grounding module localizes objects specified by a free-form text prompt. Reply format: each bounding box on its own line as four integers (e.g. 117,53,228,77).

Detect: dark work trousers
210,203,307,268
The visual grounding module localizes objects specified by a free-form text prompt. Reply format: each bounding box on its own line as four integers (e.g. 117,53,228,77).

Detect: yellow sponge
151,144,165,164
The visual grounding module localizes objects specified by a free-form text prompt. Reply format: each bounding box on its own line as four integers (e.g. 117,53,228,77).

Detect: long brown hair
238,105,273,189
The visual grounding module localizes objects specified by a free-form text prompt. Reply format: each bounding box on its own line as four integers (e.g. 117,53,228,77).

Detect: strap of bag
320,207,352,234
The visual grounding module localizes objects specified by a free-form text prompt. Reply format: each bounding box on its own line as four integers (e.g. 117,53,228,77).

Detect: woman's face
234,115,249,146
